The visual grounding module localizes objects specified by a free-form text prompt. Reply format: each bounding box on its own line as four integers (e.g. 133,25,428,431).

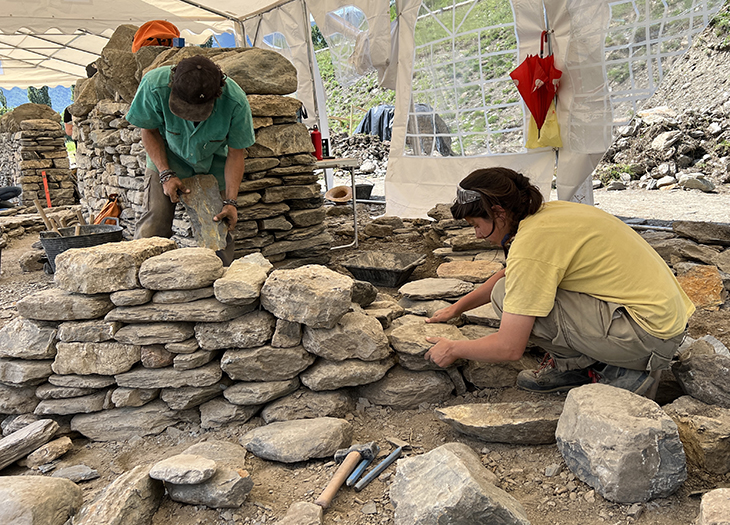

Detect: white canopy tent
0,0,723,217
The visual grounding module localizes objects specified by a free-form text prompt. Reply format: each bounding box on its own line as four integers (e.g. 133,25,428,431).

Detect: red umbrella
509,33,562,132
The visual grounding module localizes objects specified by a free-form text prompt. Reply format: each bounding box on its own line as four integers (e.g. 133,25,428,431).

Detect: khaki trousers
490,278,685,372
134,168,235,266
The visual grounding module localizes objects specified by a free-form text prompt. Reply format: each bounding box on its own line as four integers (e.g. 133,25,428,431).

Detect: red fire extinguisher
311,125,323,160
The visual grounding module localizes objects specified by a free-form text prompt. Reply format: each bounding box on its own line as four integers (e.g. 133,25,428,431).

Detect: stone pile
0,112,76,208
330,132,390,180
595,106,730,192
68,24,332,263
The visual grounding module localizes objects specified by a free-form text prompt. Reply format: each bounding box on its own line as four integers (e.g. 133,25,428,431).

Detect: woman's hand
424,336,458,367
426,305,458,324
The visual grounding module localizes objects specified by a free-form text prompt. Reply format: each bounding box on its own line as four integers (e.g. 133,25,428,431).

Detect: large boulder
0,476,82,525
390,443,530,525
0,103,60,133
556,384,686,503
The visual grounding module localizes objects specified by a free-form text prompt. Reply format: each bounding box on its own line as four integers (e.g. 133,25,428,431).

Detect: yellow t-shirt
503,201,695,339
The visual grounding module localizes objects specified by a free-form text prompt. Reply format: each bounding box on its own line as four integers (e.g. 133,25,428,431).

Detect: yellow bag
526,101,562,149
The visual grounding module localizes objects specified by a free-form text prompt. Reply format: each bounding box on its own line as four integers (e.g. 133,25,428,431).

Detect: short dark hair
451,167,544,229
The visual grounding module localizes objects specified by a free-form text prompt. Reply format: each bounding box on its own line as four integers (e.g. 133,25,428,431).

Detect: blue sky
1,32,236,113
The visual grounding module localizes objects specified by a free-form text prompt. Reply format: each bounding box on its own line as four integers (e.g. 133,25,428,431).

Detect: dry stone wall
0,239,510,441
0,116,75,208
70,41,330,263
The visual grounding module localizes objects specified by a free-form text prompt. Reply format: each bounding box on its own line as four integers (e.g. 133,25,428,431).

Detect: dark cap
169,56,224,122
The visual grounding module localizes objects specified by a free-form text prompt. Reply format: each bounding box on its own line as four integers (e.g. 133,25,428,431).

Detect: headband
456,184,481,204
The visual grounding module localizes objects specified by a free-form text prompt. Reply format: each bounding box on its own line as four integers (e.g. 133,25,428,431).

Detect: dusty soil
1,202,730,525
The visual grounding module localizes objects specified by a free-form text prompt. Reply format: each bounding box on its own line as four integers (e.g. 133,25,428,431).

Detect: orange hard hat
132,20,180,53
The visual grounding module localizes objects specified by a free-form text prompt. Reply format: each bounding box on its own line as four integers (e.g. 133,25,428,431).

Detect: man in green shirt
125,55,256,265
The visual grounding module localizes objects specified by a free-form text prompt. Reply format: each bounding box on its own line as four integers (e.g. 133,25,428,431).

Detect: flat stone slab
150,454,217,485
397,298,452,318
241,417,352,463
436,260,503,283
52,464,100,482
139,248,224,291
111,387,160,408
200,397,261,429
398,278,474,300
54,237,177,294
114,323,194,345
174,349,218,371
49,374,116,389
73,465,164,525
261,388,355,423
71,399,182,441
302,311,391,361
223,378,300,405
35,389,110,415
53,342,140,376
388,322,466,371
57,320,121,343
17,288,114,321
436,401,564,445
663,395,730,474
461,303,501,327
0,358,53,385
556,383,686,503
195,310,276,350
0,419,59,470
106,297,254,323
153,287,215,304
300,357,396,391
167,440,253,508
221,345,315,382
390,442,529,525
111,288,153,306
115,362,222,389
180,174,228,251
260,265,353,329
161,381,228,410
0,317,57,359
0,475,82,525
358,365,454,409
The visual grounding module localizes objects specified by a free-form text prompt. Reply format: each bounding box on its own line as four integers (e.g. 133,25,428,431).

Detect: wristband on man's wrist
158,169,176,185
222,199,237,207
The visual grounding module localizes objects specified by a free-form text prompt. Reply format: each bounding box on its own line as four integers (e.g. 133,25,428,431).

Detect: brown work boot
516,355,591,393
587,364,655,396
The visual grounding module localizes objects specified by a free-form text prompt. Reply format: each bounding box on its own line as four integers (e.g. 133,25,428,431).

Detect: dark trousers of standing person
134,168,235,266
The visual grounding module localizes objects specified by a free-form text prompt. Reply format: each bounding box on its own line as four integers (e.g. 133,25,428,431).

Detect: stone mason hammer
314,442,379,508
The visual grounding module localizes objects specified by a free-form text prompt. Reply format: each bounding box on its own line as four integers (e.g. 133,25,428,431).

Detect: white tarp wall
384,0,725,217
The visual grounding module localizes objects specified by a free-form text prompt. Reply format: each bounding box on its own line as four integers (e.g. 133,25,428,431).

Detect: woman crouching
424,167,694,395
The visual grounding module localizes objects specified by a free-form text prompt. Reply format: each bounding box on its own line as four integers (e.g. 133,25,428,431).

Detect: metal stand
316,157,360,250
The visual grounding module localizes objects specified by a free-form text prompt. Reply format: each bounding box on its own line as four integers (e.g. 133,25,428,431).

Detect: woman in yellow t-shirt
424,167,694,395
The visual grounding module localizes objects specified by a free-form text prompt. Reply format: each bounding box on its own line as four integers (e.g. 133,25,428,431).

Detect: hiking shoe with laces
516,356,591,393
588,364,654,395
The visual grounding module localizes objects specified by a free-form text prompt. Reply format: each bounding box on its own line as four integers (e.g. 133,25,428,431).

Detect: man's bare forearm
140,128,170,173
223,148,245,201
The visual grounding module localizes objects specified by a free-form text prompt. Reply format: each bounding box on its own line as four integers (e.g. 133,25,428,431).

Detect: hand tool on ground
346,443,380,487
353,446,402,492
314,442,379,509
34,199,60,235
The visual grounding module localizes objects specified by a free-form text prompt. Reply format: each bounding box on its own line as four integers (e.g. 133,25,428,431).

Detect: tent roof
0,0,298,88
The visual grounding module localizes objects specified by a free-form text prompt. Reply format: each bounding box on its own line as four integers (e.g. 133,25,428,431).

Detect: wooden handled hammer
314,441,379,509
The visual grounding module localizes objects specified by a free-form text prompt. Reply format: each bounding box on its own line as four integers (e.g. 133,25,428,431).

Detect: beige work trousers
134,168,235,266
490,278,685,372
